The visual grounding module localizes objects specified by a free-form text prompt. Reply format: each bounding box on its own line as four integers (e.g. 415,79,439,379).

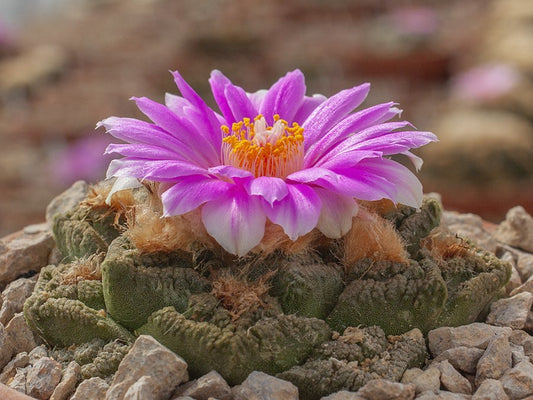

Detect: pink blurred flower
451,64,521,102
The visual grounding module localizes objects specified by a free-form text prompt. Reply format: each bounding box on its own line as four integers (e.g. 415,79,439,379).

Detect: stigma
221,115,304,178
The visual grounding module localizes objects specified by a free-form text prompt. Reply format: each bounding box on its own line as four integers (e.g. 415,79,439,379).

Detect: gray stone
5,313,42,355
8,366,29,394
432,347,485,374
28,345,48,364
509,343,528,366
441,211,498,253
435,360,472,395
475,333,512,385
70,377,109,400
415,390,471,399
45,180,88,227
321,391,365,400
106,335,188,400
510,330,533,362
172,397,195,400
487,292,533,329
0,223,54,284
500,360,533,399
357,379,415,400
174,370,231,400
472,379,509,400
428,323,512,357
49,361,81,400
0,276,37,325
123,376,159,400
233,371,299,400
517,253,533,281
25,357,62,400
494,206,533,253
0,322,13,370
0,352,29,384
509,274,533,297
401,367,440,394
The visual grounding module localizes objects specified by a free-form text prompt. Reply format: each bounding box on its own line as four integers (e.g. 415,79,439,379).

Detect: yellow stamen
221,115,304,178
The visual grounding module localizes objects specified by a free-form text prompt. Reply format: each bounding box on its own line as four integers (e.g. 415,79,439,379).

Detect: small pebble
357,379,415,400
25,357,63,400
475,333,512,385
415,390,471,399
321,390,365,400
0,322,13,370
493,206,533,253
510,330,533,362
70,377,109,400
28,345,48,364
500,360,533,400
233,371,299,400
0,277,37,325
8,366,29,394
49,361,81,400
435,360,472,395
433,346,485,374
174,370,231,400
487,292,533,329
428,323,511,356
0,352,29,384
471,379,509,400
5,313,42,355
402,367,440,394
123,375,159,400
106,335,188,400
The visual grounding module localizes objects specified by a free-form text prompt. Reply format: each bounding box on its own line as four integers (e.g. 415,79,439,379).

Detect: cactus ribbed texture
23,184,511,398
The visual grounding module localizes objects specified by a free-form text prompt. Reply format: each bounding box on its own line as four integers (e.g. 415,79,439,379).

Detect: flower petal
171,70,223,152
259,70,306,124
105,177,143,205
302,83,370,150
264,183,321,240
209,70,257,124
304,102,400,166
246,176,289,206
292,94,327,125
248,89,267,110
132,97,218,165
106,158,207,181
160,176,232,216
202,188,266,256
315,188,359,238
288,166,397,201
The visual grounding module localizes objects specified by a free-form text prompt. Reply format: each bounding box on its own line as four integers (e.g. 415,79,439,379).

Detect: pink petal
315,188,359,238
171,70,223,152
104,143,185,161
132,97,219,166
304,102,399,166
259,70,306,124
302,83,370,150
246,177,289,206
264,183,321,240
201,188,266,256
160,176,232,216
248,89,267,110
209,70,234,123
106,158,207,181
292,94,327,125
164,93,191,115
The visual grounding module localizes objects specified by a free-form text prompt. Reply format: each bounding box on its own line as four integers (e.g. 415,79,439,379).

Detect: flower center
221,115,304,178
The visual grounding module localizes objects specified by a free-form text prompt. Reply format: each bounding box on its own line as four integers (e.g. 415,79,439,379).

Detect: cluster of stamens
221,114,304,178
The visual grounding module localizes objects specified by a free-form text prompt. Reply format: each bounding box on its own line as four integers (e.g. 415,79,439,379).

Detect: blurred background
0,0,532,236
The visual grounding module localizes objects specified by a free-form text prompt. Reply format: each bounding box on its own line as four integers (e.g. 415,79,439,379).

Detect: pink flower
99,70,436,255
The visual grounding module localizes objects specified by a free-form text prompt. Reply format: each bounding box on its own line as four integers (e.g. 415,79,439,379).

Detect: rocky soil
1,185,533,399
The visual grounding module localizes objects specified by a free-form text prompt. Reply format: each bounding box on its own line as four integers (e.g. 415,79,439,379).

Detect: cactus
24,183,511,397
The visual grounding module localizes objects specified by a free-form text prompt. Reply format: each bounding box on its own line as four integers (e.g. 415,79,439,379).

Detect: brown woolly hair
251,221,322,256
421,230,473,260
82,180,136,226
124,183,218,254
344,207,408,264
61,254,103,285
211,270,274,321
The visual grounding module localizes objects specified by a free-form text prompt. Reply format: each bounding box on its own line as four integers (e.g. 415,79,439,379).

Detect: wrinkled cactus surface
23,182,511,398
